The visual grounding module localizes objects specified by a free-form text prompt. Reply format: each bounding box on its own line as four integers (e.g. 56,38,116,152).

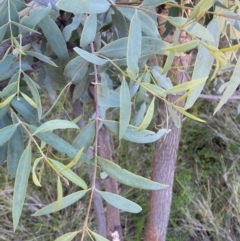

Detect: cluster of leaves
0,0,240,240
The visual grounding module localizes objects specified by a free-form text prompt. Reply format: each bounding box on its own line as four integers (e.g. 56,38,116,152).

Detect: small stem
80,41,100,241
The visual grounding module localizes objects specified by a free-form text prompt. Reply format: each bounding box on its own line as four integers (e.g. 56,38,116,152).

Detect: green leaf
136,97,155,131
164,39,200,53
127,11,141,77
55,176,63,211
23,73,42,120
88,230,110,241
98,85,120,107
11,97,39,124
33,120,79,135
0,124,18,146
57,0,110,14
0,82,17,98
0,55,15,77
150,66,173,89
214,56,240,114
98,157,168,190
50,159,88,189
140,0,175,7
185,19,220,109
32,190,88,216
13,143,32,231
131,102,146,126
26,51,57,67
38,16,69,64
62,147,84,171
112,6,127,38
167,104,181,128
20,5,51,29
163,77,208,94
139,83,165,98
32,157,42,187
55,231,80,241
28,125,93,165
20,92,37,108
97,190,142,213
184,21,215,43
103,120,168,144
64,56,89,84
0,114,10,165
73,121,95,153
185,0,214,25
174,106,205,122
137,10,159,38
0,23,7,43
80,14,97,47
7,124,24,178
63,14,82,41
119,78,131,140
74,47,108,65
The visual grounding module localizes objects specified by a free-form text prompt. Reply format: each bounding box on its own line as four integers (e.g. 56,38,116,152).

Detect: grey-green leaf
55,231,80,241
50,159,87,189
57,0,110,14
88,230,110,241
80,14,97,47
140,0,175,7
73,121,95,153
0,124,18,146
32,190,88,216
33,120,79,135
119,79,131,139
97,190,142,213
127,11,141,77
98,157,168,190
13,143,32,231
26,51,57,67
74,47,108,65
64,56,89,84
38,16,68,64
102,120,168,144
7,124,24,178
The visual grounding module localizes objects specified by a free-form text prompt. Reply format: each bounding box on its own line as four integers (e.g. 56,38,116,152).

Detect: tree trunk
98,126,123,241
145,35,192,241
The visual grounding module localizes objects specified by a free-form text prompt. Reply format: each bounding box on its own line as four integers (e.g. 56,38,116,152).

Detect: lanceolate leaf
140,0,175,7
163,77,208,94
98,157,168,190
38,16,69,64
7,124,24,178
119,78,131,140
185,19,220,109
27,125,93,165
23,73,42,120
32,190,89,216
50,159,88,189
97,190,142,213
88,230,110,241
80,14,97,47
54,231,80,241
136,97,155,131
214,56,240,114
127,11,141,77
32,157,42,187
0,124,18,146
102,120,168,144
13,143,32,231
64,56,89,84
33,120,79,135
57,0,110,14
26,51,57,67
74,47,108,65
72,121,95,152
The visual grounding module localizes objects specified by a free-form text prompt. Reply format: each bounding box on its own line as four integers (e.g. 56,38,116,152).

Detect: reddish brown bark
145,38,192,241
98,126,123,241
